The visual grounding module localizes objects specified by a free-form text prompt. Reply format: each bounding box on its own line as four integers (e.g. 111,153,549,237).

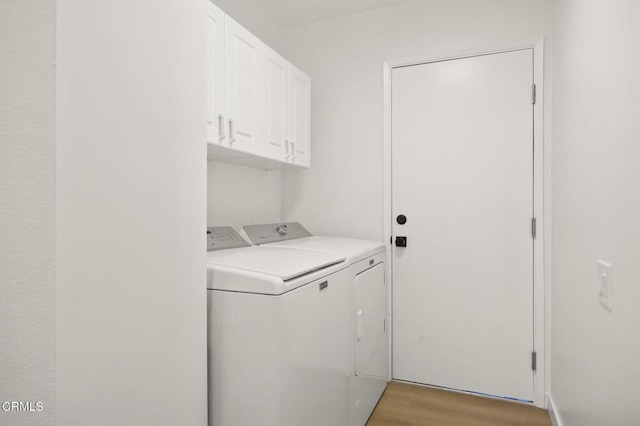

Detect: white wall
0,1,55,424
211,0,285,52
56,1,207,425
281,0,553,241
207,162,282,230
551,1,640,424
206,0,286,231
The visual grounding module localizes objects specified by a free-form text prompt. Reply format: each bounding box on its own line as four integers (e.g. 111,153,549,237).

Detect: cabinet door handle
228,117,235,143
290,141,296,161
284,139,290,159
357,310,364,341
218,113,226,142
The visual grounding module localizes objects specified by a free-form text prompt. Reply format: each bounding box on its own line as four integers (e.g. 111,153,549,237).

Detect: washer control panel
242,222,312,245
207,226,250,251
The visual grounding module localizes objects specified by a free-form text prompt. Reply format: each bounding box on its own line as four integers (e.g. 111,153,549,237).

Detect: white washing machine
206,226,352,426
240,223,389,426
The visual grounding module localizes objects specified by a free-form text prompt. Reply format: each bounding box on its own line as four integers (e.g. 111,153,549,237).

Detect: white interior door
391,49,535,401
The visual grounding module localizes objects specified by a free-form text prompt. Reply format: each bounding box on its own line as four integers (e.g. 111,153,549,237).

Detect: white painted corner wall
547,393,563,426
56,1,207,425
207,161,282,230
550,0,640,424
280,0,554,242
0,1,56,424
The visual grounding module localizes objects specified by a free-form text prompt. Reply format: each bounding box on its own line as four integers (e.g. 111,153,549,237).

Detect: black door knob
395,236,407,247
396,214,407,225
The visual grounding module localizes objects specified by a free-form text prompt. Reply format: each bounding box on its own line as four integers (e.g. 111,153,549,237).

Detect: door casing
382,40,547,408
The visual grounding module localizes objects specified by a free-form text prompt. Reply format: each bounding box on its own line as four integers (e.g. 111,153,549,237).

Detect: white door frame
382,39,548,408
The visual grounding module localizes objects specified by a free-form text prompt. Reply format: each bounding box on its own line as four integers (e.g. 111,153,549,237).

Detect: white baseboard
546,393,564,426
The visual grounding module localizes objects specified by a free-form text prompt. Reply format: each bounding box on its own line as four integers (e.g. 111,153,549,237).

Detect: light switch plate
597,261,613,311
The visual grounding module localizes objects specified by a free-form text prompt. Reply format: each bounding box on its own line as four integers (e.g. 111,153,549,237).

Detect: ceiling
248,0,416,27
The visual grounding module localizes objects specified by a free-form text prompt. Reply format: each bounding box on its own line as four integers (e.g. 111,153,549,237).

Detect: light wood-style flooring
367,381,552,426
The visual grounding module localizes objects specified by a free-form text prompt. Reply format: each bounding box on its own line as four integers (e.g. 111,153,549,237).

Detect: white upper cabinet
224,16,262,154
289,65,311,168
262,49,311,168
205,2,310,169
206,2,225,146
262,46,289,162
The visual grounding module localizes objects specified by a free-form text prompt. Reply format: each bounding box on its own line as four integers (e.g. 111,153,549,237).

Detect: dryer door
354,263,386,376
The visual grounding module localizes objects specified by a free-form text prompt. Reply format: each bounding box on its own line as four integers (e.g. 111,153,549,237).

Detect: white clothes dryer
206,227,351,426
240,223,389,426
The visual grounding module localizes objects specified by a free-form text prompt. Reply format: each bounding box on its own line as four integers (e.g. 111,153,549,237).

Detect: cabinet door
262,46,289,162
354,263,387,376
289,65,311,168
206,2,225,145
225,16,262,154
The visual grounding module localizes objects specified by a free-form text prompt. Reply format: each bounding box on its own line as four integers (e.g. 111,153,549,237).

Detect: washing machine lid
207,246,346,294
208,246,344,280
268,236,385,264
241,223,386,264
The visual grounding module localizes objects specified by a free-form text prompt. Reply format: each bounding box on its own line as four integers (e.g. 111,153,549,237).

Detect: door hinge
532,84,537,105
531,217,537,239
531,351,537,371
